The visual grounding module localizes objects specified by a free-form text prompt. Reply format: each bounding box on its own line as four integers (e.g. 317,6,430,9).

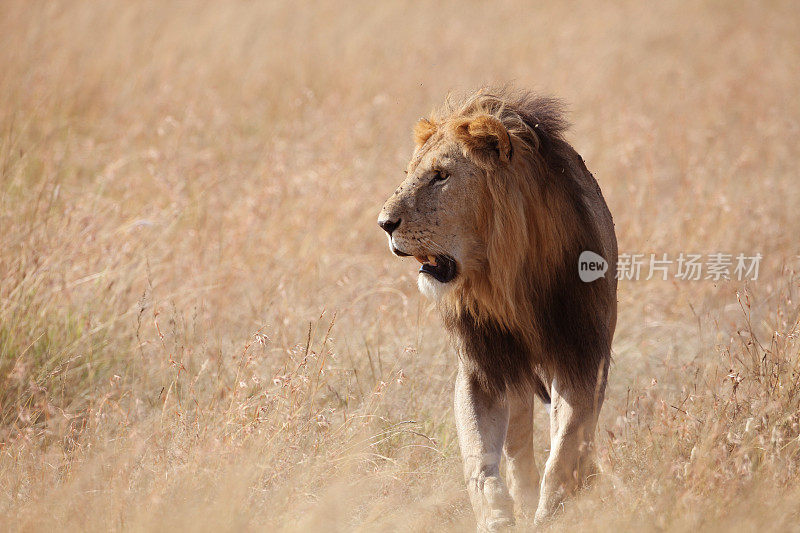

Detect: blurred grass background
1,0,800,530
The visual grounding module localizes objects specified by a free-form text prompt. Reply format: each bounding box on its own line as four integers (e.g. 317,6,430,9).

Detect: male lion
378,88,617,529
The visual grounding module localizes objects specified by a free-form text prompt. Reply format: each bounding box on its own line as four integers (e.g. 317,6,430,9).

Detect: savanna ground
2,1,800,530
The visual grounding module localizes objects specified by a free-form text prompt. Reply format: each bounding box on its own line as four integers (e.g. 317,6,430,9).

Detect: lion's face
378,127,487,299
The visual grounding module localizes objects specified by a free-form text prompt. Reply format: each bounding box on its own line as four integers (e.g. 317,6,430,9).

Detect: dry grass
2,0,800,530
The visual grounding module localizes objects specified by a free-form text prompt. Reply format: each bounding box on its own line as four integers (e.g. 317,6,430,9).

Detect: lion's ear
454,115,513,165
413,118,437,148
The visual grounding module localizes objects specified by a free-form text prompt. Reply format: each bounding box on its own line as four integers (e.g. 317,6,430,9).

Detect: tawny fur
379,87,618,529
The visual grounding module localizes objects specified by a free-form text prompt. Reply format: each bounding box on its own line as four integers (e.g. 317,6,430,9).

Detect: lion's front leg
534,376,603,525
454,365,515,531
504,393,539,517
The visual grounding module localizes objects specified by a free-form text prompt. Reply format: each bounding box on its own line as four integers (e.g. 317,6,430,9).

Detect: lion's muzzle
418,254,458,283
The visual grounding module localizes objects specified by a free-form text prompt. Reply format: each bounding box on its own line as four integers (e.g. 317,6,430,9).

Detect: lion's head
377,110,497,297
379,89,610,335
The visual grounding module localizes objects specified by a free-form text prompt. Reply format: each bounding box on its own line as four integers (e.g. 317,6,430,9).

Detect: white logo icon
579,251,608,282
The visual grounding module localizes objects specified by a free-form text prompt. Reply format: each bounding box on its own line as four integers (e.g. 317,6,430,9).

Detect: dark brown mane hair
428,88,614,400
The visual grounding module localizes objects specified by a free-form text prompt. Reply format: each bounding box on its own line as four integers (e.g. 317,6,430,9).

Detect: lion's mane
426,88,617,400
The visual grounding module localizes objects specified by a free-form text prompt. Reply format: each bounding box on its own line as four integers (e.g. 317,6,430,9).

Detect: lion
378,88,617,530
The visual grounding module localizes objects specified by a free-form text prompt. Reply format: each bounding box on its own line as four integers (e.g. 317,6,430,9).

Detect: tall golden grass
2,0,800,530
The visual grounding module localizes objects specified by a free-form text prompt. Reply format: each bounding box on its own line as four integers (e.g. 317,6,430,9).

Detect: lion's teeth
428,255,437,266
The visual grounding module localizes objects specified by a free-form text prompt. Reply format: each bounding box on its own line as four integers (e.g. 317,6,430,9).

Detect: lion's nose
378,217,401,235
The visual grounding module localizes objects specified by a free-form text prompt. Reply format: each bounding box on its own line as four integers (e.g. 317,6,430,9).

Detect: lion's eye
430,169,449,184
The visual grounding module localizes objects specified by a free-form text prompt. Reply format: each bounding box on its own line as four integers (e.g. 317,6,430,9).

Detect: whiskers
420,236,450,258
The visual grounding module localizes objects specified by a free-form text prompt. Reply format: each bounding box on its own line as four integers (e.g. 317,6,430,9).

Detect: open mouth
414,254,458,283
